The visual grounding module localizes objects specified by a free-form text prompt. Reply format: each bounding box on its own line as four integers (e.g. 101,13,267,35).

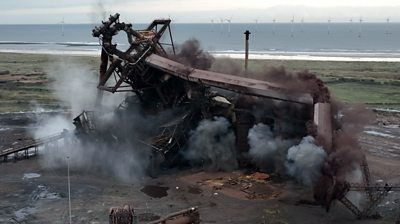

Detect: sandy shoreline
213,53,400,62
3,49,400,62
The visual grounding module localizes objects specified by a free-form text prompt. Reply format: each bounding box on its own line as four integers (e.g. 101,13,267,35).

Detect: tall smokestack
244,30,251,71
313,103,332,151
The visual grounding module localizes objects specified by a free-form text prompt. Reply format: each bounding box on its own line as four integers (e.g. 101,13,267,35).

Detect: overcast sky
1,0,400,24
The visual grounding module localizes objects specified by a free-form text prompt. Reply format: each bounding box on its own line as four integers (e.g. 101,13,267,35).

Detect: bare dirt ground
0,111,399,224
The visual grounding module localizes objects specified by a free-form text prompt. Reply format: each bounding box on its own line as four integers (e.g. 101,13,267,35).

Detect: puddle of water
364,130,396,138
22,173,41,179
187,186,203,194
140,185,169,198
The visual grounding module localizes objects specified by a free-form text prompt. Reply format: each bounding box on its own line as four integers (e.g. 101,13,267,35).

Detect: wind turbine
219,17,224,33
254,18,259,32
386,17,390,35
349,18,353,33
358,17,363,38
327,17,331,35
211,18,214,32
225,17,232,34
290,16,295,37
272,18,276,35
60,17,65,36
300,17,304,32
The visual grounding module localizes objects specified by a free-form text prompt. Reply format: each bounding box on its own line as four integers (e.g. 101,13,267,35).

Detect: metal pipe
244,30,251,71
67,156,72,224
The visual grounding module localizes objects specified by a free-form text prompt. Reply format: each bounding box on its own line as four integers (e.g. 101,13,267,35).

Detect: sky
1,0,400,24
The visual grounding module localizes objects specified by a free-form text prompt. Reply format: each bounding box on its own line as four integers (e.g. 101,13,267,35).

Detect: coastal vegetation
0,53,399,112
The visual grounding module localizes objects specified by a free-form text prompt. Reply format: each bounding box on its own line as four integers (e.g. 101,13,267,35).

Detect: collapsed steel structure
75,13,399,219
89,13,320,163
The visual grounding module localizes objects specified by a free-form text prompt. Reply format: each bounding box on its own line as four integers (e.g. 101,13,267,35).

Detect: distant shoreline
2,49,400,62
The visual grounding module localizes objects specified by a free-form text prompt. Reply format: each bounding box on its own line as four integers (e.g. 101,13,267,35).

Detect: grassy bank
247,59,400,108
0,52,399,112
0,53,98,112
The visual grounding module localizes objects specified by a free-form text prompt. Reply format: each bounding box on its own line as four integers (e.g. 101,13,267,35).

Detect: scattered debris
147,207,200,224
181,171,281,200
30,184,60,200
109,205,134,224
109,206,199,224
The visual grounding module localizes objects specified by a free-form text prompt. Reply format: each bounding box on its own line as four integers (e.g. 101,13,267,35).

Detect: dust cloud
185,116,238,171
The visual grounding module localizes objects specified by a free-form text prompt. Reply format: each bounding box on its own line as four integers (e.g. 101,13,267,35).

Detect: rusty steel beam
147,207,200,224
145,54,313,105
339,197,363,218
313,103,332,151
0,132,67,160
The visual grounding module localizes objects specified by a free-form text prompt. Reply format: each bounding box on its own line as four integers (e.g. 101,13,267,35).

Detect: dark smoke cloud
327,100,375,179
236,63,373,184
331,99,375,134
171,39,215,70
245,67,330,103
210,57,244,75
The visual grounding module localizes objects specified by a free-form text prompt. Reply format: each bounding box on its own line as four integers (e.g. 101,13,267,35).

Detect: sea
1,23,400,61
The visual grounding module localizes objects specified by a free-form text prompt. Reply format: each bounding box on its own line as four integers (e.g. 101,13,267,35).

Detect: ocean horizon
1,23,400,61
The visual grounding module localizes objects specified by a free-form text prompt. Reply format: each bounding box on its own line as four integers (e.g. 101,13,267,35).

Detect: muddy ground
0,111,399,224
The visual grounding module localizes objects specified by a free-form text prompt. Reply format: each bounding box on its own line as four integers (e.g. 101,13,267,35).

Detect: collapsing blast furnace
71,13,395,218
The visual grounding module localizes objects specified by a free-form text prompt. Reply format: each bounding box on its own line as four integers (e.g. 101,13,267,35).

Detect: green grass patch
327,81,400,104
1,53,400,112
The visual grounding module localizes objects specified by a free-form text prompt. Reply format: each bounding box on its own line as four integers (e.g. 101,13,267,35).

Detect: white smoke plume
285,136,327,186
30,113,74,140
91,0,129,23
31,110,150,182
30,59,149,183
248,123,278,158
39,138,148,183
45,58,97,116
186,116,237,171
45,57,125,116
247,123,295,173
